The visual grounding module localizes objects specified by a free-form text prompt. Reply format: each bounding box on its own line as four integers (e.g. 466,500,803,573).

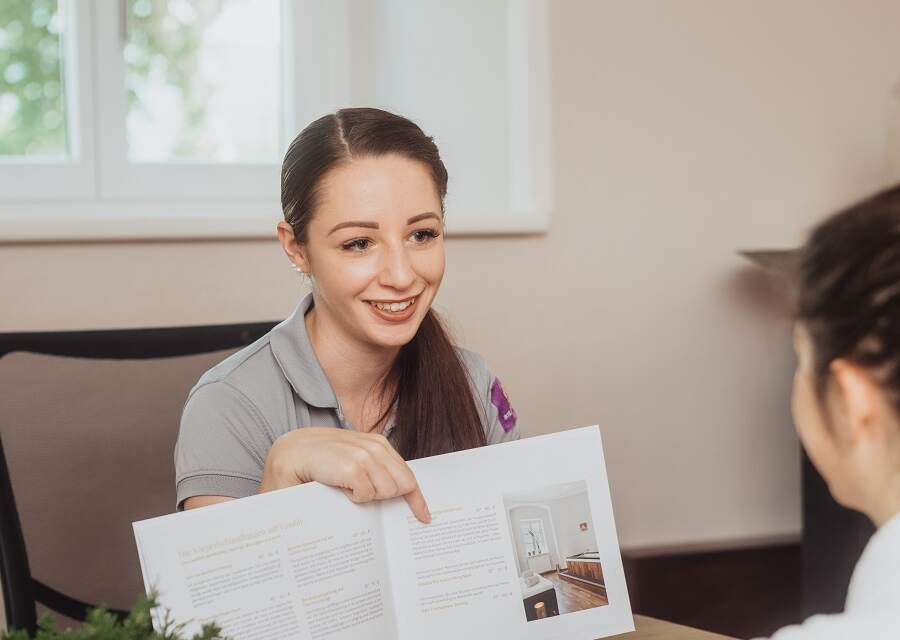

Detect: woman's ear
829,359,883,445
276,221,311,273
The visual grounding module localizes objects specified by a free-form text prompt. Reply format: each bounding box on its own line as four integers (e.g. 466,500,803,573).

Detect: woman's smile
365,295,419,322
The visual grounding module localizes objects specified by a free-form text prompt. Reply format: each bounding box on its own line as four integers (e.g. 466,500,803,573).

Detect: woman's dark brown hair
796,184,900,414
280,107,487,458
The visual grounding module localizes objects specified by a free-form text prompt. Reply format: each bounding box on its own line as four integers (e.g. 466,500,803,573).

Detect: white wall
548,493,597,559
4,0,900,549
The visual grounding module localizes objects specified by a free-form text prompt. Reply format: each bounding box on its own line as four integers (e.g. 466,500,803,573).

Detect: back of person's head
796,185,900,412
792,185,900,523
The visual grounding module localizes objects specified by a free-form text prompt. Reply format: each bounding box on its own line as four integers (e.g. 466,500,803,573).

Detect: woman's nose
378,244,416,291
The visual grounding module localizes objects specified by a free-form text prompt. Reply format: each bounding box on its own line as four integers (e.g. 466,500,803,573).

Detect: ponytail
390,309,487,458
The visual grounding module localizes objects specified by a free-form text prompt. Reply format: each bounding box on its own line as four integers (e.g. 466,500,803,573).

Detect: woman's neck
304,304,399,405
865,473,900,528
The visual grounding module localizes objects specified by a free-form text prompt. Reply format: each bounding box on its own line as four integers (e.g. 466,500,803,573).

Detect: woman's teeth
371,298,415,312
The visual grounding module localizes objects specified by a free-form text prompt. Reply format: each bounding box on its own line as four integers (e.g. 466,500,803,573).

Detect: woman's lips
365,296,418,323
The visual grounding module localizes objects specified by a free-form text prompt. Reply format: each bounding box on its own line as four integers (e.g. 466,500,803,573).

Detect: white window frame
0,0,549,241
92,0,291,201
501,0,552,235
521,518,548,556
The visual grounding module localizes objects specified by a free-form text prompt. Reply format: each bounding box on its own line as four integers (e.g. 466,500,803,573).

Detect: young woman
757,187,900,638
175,108,520,520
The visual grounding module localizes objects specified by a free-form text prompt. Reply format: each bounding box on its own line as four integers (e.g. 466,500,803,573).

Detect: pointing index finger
404,486,431,524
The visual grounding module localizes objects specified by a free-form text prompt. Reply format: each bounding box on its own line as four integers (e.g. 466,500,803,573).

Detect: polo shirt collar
270,293,339,409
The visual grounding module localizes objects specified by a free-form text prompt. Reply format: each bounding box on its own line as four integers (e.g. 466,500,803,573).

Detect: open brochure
133,426,634,640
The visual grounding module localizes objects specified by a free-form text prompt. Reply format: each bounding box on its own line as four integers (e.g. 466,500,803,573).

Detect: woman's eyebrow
327,220,379,235
327,212,440,235
407,212,441,224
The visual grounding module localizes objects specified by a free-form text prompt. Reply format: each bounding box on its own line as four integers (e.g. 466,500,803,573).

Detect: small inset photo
503,481,609,622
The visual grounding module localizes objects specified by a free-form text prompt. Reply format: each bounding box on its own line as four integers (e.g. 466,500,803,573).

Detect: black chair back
0,322,275,634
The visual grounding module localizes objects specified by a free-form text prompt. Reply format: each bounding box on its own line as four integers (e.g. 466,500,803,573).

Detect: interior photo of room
503,482,608,622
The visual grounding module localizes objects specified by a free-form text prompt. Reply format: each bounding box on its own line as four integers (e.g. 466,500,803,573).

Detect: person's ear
276,221,311,273
829,359,884,445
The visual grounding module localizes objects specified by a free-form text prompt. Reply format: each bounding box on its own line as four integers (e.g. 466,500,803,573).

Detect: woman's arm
259,427,431,523
183,427,431,524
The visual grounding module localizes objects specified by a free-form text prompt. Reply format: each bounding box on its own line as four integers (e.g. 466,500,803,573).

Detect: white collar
846,510,900,612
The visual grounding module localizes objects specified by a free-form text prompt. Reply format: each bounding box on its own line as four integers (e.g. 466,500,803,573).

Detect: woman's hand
259,427,431,523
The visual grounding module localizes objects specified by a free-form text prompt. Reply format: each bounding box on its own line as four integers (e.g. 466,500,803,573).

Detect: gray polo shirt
175,293,520,509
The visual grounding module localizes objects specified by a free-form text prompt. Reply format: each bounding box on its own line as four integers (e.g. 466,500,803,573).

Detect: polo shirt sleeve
174,380,272,510
459,349,521,445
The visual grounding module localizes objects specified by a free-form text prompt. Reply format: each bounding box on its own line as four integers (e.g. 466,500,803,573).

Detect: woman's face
291,153,445,350
791,324,855,507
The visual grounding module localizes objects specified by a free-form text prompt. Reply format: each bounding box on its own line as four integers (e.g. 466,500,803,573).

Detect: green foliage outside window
0,0,220,159
125,0,221,159
0,0,67,156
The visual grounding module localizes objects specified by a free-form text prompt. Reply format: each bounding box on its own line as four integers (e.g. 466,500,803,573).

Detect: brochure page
134,482,398,640
381,426,633,640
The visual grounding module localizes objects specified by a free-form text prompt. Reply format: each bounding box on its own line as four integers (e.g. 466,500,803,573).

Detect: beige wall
3,0,900,549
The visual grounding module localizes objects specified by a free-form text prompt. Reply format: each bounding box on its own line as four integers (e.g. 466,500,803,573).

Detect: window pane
125,0,281,163
522,519,546,555
0,0,68,157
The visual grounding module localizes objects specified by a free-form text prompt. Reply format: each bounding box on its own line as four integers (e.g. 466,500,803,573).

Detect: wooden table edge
608,614,739,639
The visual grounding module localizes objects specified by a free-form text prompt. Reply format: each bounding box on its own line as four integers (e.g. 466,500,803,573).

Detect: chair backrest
0,323,274,630
1,576,6,633
0,436,23,634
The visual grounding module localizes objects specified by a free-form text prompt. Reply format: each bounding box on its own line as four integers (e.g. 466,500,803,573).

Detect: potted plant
1,595,224,640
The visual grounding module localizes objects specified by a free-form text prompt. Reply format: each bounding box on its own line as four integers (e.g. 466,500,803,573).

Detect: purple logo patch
490,377,517,432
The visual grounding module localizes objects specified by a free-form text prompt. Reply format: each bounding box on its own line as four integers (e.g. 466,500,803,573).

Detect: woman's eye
411,228,440,244
342,238,372,252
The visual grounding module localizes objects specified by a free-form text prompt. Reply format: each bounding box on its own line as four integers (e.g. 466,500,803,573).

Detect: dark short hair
796,185,900,413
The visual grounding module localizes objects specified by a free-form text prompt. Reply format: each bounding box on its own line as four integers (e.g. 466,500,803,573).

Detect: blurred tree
126,0,222,159
0,0,67,156
0,0,220,159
